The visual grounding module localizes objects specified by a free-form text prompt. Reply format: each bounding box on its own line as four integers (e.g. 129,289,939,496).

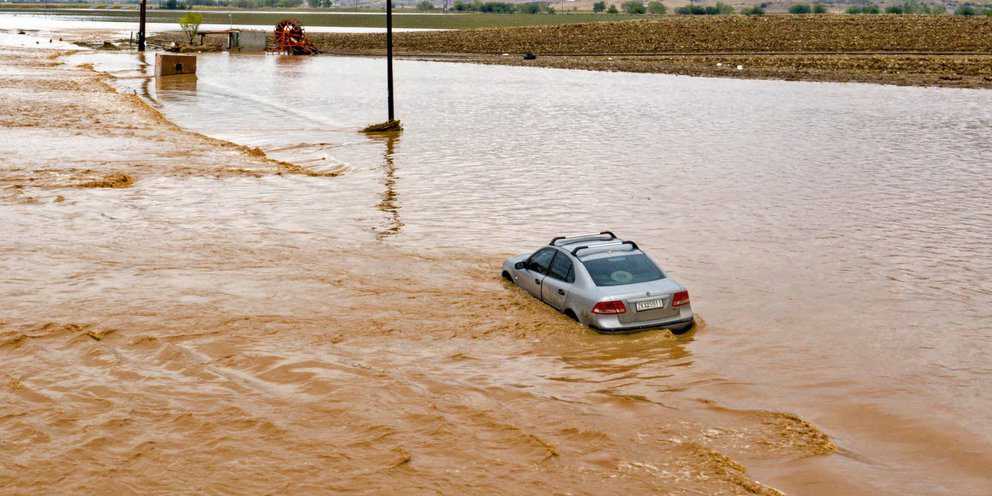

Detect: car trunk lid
610,279,683,324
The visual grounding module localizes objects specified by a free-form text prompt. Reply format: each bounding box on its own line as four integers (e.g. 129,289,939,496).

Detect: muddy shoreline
303,17,992,88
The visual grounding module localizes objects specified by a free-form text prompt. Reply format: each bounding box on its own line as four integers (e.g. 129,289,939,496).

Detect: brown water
3,48,991,494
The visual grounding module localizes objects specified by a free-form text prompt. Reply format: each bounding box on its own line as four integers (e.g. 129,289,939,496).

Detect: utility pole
386,0,395,122
138,0,146,52
362,0,401,132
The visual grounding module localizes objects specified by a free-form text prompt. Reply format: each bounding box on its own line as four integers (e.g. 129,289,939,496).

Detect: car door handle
557,289,565,296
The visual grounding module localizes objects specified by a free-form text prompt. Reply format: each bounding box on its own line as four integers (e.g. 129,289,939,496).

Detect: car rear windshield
582,254,665,287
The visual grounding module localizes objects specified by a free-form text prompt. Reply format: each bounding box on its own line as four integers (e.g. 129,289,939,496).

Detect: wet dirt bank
0,45,838,495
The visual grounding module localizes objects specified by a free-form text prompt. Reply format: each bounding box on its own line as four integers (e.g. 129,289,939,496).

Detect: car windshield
582,254,665,286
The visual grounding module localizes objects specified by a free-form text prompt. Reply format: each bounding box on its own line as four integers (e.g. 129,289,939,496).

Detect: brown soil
0,47,344,199
308,16,992,88
314,16,992,54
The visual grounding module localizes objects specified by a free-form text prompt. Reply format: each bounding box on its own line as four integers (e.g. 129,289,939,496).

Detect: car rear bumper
588,308,694,334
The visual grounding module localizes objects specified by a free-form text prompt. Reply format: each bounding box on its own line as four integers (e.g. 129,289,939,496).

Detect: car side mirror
514,261,527,270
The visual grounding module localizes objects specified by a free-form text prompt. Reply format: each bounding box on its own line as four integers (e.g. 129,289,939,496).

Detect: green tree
607,3,619,13
743,4,765,15
178,12,203,44
813,3,827,13
789,3,812,13
519,1,542,13
593,0,606,12
416,0,435,10
622,0,646,13
647,0,666,13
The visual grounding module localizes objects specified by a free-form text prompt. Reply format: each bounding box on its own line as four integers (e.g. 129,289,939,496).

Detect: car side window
547,251,574,283
528,248,556,275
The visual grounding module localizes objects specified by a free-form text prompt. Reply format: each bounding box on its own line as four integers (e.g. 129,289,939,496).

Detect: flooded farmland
2,46,992,495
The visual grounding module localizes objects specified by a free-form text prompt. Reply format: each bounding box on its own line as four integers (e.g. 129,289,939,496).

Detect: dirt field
306,16,992,88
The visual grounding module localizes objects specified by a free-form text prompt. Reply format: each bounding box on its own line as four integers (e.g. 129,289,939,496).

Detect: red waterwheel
274,19,319,56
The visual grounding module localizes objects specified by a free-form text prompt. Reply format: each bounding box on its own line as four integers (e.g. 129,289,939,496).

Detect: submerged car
501,232,694,334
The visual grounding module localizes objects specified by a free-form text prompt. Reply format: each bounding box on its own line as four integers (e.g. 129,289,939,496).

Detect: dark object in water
523,52,537,60
18,30,26,35
362,120,403,134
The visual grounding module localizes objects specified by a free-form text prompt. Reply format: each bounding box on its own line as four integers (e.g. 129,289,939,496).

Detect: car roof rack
571,240,639,258
549,231,617,246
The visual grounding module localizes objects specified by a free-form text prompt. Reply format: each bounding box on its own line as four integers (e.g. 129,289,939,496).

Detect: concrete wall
229,31,267,52
155,54,197,77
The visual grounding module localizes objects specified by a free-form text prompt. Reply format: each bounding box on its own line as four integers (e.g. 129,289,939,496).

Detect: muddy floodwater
3,46,992,495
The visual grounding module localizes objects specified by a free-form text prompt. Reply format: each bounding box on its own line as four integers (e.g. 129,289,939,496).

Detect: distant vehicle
501,232,695,334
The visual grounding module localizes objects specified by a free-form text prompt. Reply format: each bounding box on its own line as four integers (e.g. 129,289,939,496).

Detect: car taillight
672,290,690,307
592,300,627,314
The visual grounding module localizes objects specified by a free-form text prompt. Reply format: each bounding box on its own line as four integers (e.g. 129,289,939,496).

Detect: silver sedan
501,232,694,334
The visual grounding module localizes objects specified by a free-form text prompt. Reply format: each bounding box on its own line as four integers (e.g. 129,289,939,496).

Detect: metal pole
386,0,395,122
138,0,146,52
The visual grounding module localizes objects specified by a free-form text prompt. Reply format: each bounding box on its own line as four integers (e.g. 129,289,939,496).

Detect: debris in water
362,120,403,134
76,173,135,189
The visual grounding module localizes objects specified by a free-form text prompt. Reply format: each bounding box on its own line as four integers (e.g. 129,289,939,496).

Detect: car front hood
503,253,530,269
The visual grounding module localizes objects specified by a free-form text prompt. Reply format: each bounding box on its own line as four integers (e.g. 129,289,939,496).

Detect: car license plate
635,298,664,312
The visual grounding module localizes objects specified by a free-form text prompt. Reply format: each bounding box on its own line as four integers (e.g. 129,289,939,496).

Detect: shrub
789,3,812,13
955,4,976,15
607,3,619,13
742,4,765,14
518,2,542,13
478,1,516,12
178,12,203,44
622,0,646,13
647,0,667,13
416,0,434,10
897,0,946,14
675,2,732,14
885,5,903,13
813,2,827,13
593,0,606,12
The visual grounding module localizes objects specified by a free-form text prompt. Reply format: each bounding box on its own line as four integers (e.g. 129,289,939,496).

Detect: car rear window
582,254,665,286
